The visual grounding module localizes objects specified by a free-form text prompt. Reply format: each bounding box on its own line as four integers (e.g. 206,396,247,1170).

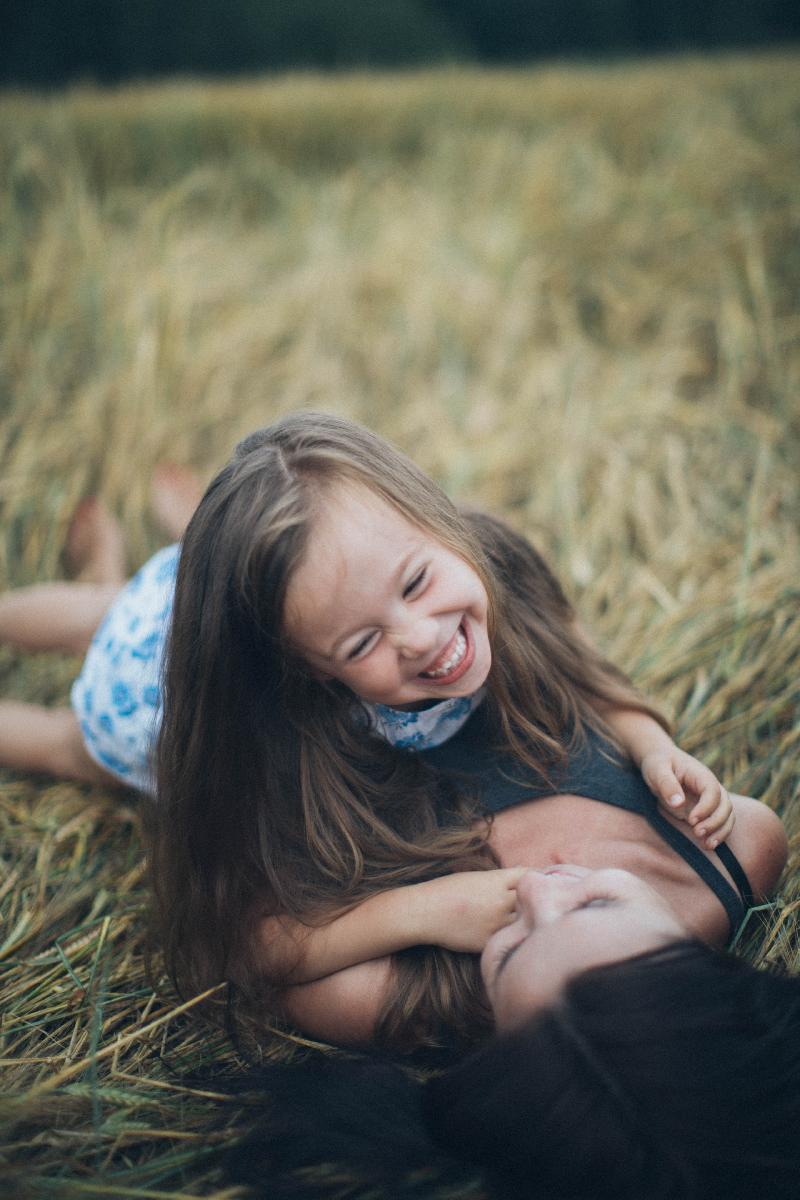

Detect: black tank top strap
715,842,756,911
640,806,746,934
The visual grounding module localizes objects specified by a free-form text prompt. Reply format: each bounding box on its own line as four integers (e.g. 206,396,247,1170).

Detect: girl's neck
362,689,486,751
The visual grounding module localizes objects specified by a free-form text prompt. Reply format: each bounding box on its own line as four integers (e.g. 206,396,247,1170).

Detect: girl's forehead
312,481,424,550
283,484,426,644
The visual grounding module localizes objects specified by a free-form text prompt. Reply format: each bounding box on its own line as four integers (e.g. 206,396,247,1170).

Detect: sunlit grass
1,53,798,1195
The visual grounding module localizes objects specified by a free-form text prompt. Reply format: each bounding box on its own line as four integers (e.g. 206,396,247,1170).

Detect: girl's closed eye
402,567,427,598
348,631,379,661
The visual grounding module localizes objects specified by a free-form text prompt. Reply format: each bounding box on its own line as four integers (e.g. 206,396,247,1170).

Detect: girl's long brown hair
149,412,667,1049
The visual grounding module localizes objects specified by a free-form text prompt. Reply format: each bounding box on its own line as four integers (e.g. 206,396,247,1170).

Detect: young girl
1,414,782,1048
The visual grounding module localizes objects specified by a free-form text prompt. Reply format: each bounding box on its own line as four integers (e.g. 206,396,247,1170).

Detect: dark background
4,0,800,87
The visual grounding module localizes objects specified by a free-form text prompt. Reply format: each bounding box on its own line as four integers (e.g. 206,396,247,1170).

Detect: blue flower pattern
70,544,179,793
366,689,485,750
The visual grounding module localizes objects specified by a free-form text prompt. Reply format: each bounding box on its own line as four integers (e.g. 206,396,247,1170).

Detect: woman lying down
225,863,800,1200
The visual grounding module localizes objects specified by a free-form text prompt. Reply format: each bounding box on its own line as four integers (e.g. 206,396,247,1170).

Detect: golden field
0,54,799,1196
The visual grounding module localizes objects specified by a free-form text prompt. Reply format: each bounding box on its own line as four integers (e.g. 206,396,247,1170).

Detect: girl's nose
390,616,440,660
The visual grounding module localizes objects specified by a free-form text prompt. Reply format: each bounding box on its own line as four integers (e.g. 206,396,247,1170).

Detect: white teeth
422,628,466,678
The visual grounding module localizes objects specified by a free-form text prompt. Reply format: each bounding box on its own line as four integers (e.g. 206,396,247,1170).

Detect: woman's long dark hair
225,944,800,1200
149,412,667,1046
427,941,800,1199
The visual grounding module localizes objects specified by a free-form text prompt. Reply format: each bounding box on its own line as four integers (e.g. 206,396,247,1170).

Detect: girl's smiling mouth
418,620,475,684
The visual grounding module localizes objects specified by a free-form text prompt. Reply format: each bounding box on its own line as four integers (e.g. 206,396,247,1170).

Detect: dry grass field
1,53,799,1196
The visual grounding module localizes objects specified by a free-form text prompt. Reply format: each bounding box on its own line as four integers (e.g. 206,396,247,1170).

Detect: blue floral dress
71,544,179,792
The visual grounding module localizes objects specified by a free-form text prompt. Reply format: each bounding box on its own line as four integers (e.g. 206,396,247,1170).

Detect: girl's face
283,483,492,709
481,867,687,1032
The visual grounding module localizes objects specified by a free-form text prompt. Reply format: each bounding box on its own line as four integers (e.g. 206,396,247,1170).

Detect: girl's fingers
505,866,529,886
694,792,734,843
702,813,735,849
651,766,684,808
681,761,721,802
696,800,732,835
688,785,726,824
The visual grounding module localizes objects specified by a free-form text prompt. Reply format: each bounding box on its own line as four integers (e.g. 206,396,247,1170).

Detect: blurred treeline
5,0,800,87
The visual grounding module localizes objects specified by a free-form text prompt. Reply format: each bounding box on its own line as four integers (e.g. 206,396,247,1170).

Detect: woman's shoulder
727,795,788,901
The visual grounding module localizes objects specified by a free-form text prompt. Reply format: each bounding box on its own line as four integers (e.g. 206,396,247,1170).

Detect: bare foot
66,498,127,585
150,463,203,541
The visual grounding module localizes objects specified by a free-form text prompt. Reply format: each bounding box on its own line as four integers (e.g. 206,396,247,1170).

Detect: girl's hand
640,748,735,850
416,868,528,953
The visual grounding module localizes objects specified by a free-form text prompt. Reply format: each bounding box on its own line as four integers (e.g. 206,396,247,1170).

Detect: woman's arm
254,867,526,985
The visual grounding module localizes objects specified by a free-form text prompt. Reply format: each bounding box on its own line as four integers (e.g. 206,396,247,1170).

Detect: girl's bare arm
279,957,394,1045
254,867,525,985
574,620,735,848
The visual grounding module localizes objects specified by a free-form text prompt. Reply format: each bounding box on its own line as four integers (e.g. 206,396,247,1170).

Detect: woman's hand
640,748,735,850
416,867,527,953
